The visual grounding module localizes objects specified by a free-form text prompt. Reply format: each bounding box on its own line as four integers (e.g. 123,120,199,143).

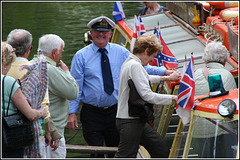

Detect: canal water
2,1,148,67
2,1,166,158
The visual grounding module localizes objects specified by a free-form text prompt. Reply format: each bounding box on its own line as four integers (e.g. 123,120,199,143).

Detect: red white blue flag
113,1,125,22
149,27,178,69
130,14,146,52
176,54,195,110
137,15,146,36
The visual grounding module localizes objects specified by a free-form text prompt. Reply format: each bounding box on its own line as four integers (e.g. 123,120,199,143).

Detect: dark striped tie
99,48,114,95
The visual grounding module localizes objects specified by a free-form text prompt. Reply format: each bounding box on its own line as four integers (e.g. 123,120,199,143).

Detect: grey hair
6,29,33,56
37,34,65,55
202,40,229,65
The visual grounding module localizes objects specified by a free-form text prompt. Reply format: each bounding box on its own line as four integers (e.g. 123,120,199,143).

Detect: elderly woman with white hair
191,40,237,158
195,40,237,96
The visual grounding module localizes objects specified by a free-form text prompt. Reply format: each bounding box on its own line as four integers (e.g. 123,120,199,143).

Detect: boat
111,1,239,158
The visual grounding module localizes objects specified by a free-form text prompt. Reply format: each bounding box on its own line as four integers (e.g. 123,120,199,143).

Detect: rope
66,127,82,143
197,22,225,44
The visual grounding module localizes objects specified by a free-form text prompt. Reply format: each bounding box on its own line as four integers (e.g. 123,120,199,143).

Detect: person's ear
144,48,149,55
28,45,32,51
25,45,32,58
50,48,58,58
53,48,58,54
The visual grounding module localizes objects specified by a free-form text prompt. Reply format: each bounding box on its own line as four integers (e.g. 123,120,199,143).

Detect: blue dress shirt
69,43,166,113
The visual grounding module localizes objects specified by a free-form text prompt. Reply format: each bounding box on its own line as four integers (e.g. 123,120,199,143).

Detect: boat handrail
172,14,199,35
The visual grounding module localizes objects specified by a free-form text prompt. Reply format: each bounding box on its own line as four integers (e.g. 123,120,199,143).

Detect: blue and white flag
113,1,125,22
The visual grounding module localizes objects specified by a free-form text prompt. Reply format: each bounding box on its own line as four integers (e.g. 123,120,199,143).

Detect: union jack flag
176,54,195,110
149,27,178,69
130,14,146,52
137,14,146,35
112,1,125,22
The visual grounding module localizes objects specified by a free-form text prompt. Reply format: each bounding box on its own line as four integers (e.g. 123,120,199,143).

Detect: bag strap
202,67,210,80
5,78,21,116
2,76,6,117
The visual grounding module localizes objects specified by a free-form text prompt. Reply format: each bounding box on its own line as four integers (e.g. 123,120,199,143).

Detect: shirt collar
45,56,57,66
129,53,144,65
206,62,224,69
16,57,29,62
92,43,110,54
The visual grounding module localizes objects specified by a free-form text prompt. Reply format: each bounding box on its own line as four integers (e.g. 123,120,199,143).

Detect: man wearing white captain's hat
67,16,178,158
67,16,128,158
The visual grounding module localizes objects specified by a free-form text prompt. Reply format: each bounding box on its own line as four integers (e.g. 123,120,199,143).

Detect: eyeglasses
11,48,16,53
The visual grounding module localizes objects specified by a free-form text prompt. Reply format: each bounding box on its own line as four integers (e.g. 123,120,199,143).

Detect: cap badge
100,19,108,26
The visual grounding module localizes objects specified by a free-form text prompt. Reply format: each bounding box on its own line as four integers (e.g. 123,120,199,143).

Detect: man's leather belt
83,103,117,111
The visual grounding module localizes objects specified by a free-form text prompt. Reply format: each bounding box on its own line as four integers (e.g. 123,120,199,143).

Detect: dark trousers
80,104,119,158
114,118,170,158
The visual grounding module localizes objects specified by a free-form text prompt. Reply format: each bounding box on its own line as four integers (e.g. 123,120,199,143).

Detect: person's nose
98,31,105,36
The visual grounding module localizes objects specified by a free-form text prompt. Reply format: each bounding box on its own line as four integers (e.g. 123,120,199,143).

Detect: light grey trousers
114,118,170,158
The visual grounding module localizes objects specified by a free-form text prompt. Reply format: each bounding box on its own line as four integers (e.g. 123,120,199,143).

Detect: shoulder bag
2,76,34,150
128,79,154,127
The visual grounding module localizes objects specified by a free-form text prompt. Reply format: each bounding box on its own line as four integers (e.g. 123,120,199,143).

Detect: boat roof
123,12,236,72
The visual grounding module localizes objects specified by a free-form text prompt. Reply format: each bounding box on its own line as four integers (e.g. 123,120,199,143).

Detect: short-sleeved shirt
7,57,51,122
1,74,20,116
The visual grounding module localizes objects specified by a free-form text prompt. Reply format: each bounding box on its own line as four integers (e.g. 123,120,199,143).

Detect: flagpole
153,21,178,69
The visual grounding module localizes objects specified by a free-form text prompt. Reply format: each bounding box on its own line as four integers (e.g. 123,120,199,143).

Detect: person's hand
50,139,60,151
168,71,181,81
45,130,52,147
39,107,48,118
67,113,78,132
172,95,178,102
59,60,69,71
44,122,51,146
164,69,175,76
